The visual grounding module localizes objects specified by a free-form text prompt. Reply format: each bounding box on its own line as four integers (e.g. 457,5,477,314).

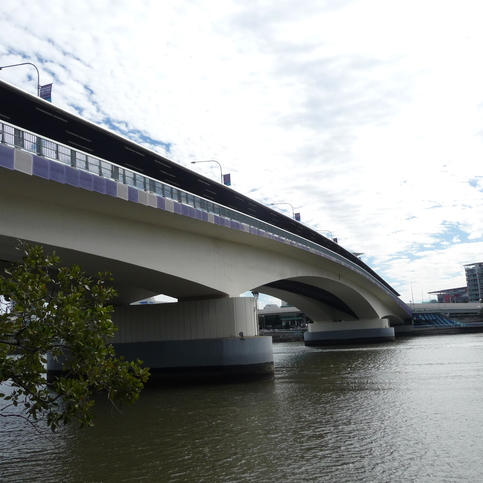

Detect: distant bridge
0,80,412,380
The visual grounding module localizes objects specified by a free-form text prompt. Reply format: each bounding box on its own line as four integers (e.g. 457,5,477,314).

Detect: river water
1,333,483,482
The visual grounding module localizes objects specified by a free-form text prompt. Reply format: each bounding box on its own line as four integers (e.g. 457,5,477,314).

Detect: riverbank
404,324,483,337
261,324,483,343
260,330,305,342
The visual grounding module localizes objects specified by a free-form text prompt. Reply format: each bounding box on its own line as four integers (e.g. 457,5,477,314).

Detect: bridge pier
109,297,273,382
304,318,395,346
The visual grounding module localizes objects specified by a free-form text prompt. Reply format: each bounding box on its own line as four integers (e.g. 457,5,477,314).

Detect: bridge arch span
254,276,380,322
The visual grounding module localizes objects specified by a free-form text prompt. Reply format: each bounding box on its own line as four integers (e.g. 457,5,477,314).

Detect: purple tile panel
195,209,203,220
128,186,138,203
79,170,94,190
105,179,117,197
173,201,182,215
49,161,66,183
188,206,196,218
32,155,49,179
157,197,166,210
181,204,189,216
202,212,209,222
0,144,14,169
214,215,221,225
93,176,107,194
65,166,80,187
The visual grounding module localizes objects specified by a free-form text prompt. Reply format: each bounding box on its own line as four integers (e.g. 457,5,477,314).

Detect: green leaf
0,241,150,432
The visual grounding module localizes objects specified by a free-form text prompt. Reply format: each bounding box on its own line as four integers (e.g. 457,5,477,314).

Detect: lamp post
0,62,40,96
269,202,295,219
191,160,223,184
316,230,338,244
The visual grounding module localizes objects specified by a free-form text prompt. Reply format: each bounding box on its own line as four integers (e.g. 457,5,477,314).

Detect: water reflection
2,335,483,482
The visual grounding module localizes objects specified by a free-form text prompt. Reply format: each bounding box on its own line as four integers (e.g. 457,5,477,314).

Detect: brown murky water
2,334,483,482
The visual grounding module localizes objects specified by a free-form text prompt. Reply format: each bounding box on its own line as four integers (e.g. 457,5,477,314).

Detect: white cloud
2,0,483,306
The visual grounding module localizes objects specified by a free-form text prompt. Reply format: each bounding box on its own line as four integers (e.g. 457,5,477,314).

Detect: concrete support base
113,336,274,383
304,318,395,346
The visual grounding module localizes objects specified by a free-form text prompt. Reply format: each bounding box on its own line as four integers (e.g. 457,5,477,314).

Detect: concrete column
109,296,274,382
304,318,395,346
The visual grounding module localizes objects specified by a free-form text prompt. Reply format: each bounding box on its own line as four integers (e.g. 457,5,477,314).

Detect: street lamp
0,62,40,96
191,160,223,184
269,202,295,219
316,230,338,244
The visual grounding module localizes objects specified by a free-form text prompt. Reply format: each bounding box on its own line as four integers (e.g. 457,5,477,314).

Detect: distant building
428,287,468,304
258,302,311,329
464,262,483,302
411,302,482,322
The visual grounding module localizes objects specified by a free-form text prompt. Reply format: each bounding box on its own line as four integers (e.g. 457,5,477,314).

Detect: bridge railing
0,121,290,231
1,122,242,217
0,120,405,304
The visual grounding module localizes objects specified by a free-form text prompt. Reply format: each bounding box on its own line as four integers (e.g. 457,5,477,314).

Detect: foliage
0,243,150,431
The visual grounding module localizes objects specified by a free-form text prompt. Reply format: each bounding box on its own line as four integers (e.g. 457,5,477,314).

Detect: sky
2,0,483,306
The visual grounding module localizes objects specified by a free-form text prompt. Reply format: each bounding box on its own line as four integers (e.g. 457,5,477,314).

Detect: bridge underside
255,277,411,345
0,234,228,306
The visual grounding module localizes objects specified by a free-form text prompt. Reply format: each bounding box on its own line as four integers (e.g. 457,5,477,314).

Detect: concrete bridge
0,80,412,380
